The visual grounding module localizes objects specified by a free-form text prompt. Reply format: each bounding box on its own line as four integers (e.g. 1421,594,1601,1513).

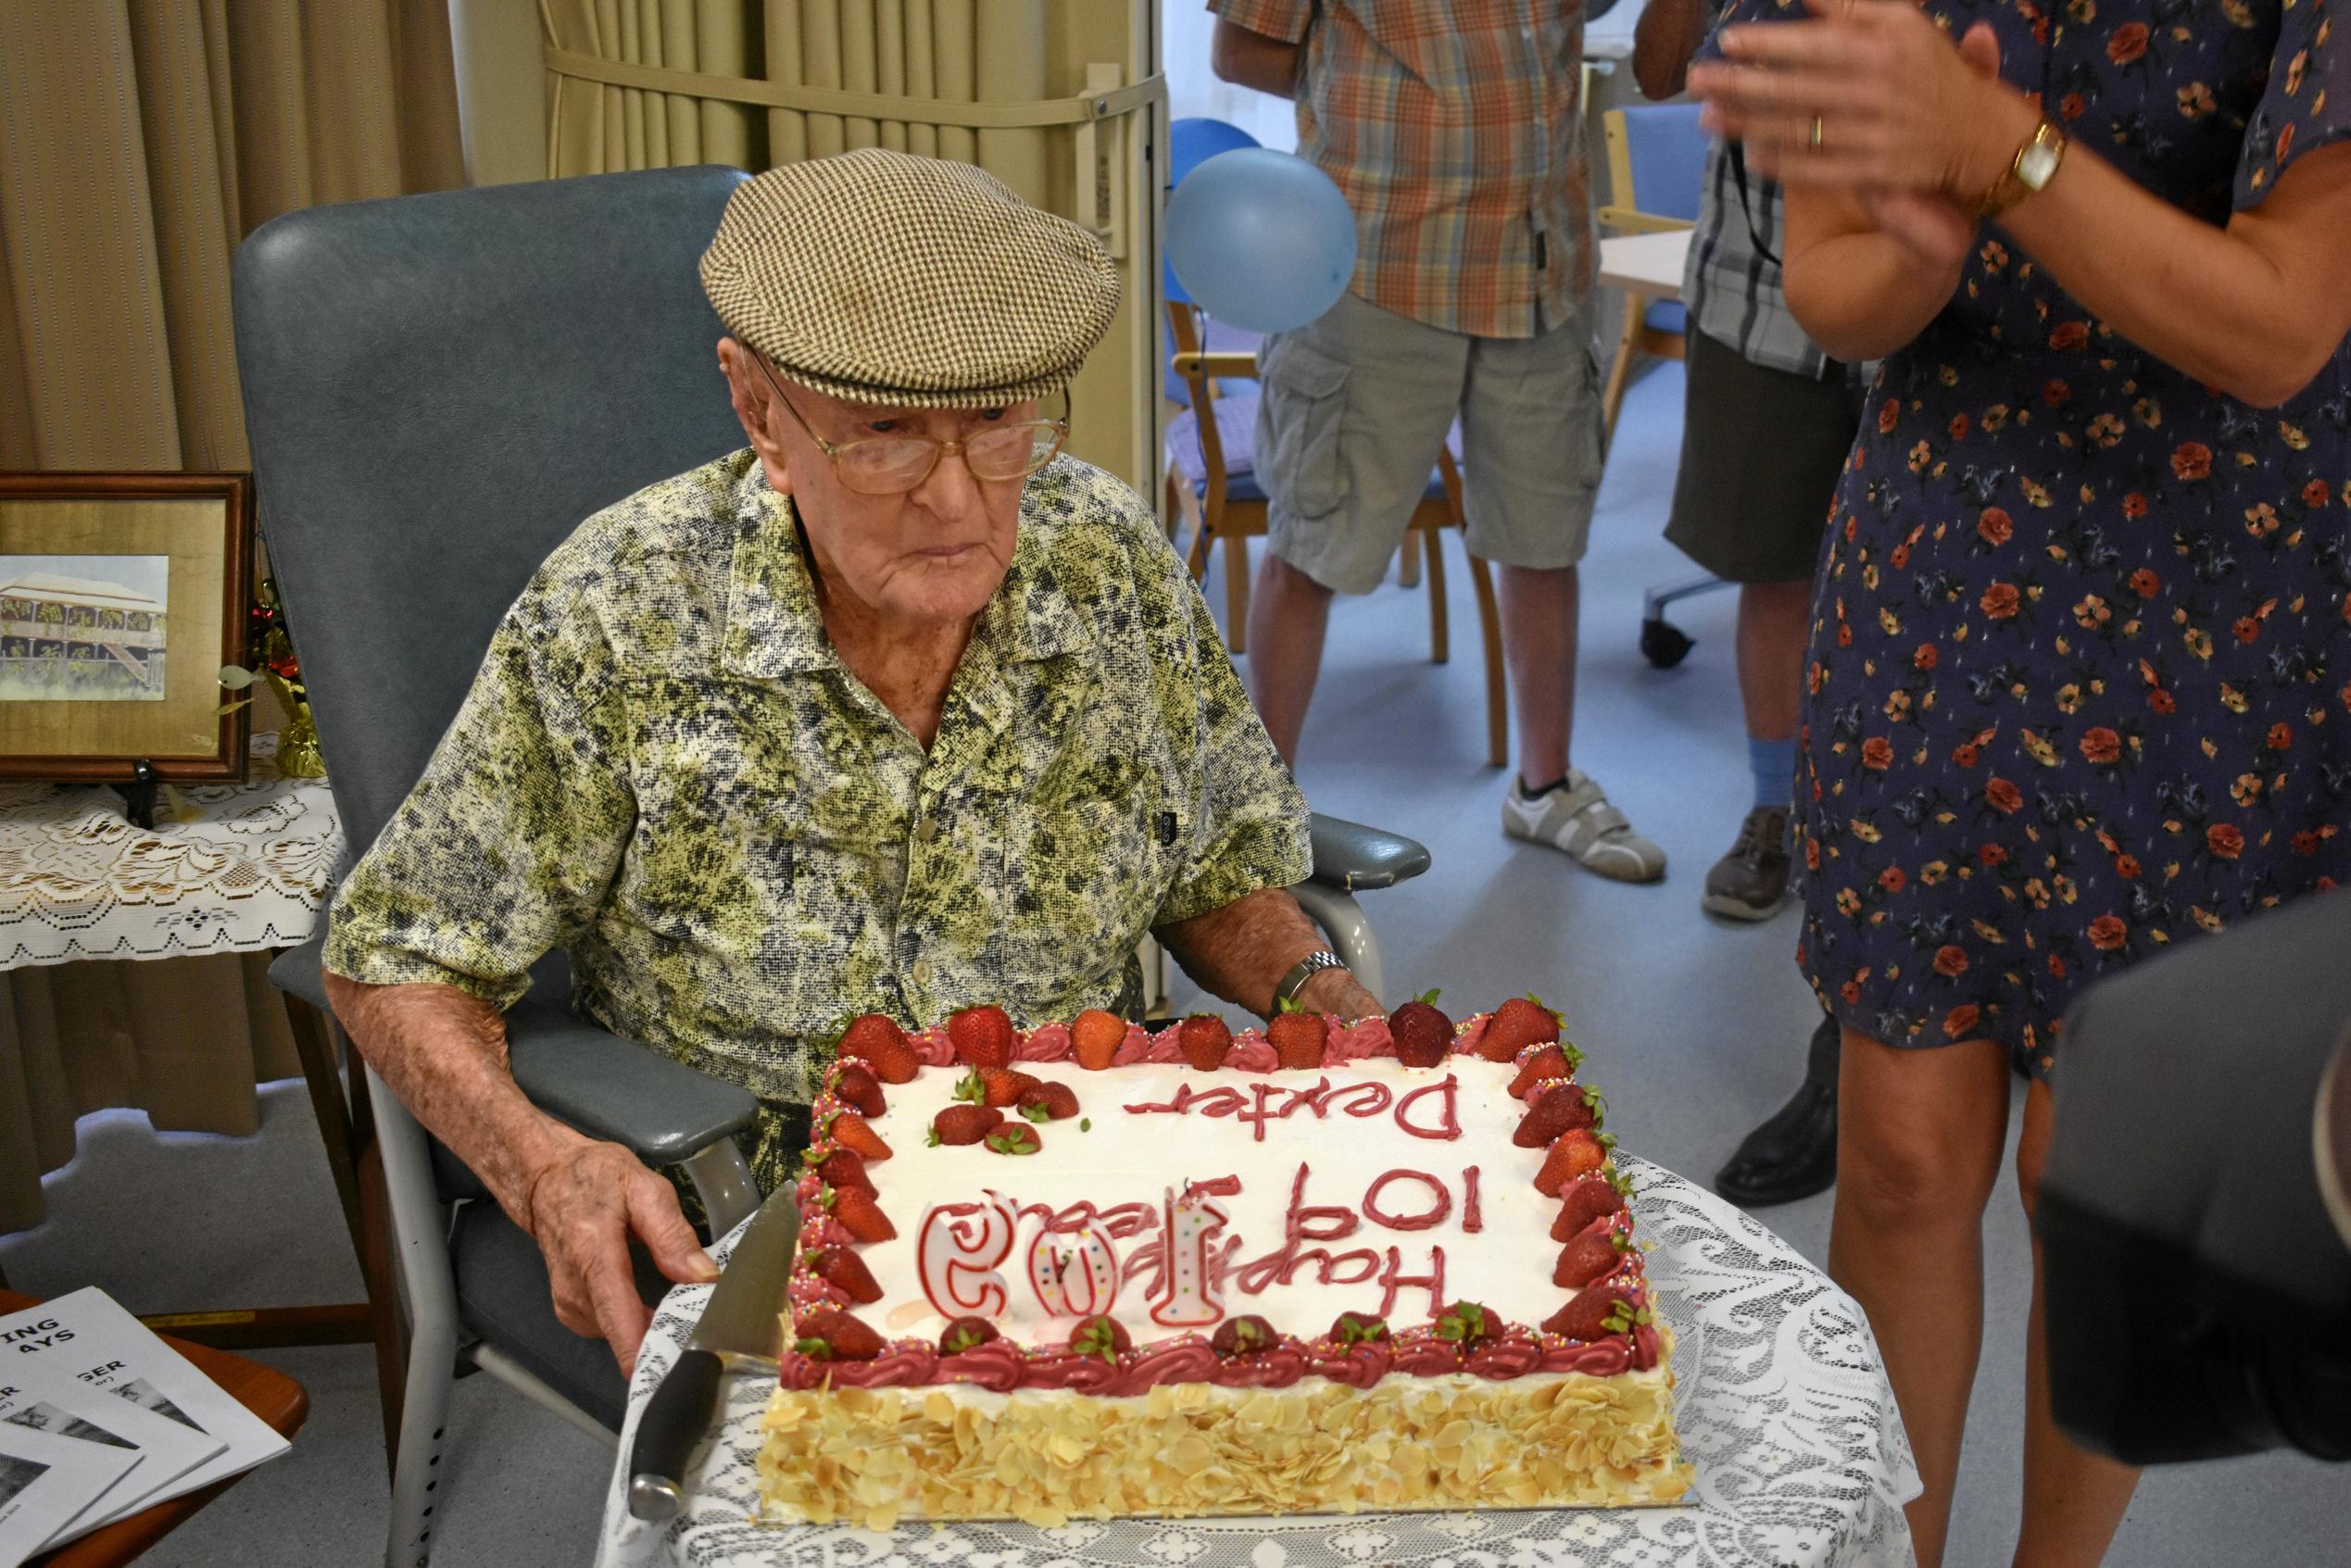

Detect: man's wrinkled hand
518,1136,720,1376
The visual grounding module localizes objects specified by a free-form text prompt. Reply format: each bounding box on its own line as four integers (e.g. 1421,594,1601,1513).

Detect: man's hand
519,1134,720,1376
1297,964,1382,1022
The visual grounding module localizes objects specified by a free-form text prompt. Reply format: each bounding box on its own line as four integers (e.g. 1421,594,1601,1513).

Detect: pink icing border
788,1010,1659,1395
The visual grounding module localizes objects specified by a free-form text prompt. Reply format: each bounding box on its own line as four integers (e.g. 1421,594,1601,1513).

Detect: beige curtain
0,2,462,1235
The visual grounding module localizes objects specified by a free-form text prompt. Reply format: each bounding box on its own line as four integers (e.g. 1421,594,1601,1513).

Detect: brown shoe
1703,806,1791,921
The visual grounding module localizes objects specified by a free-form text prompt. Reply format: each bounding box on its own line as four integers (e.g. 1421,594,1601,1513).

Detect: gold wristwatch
1977,118,2068,220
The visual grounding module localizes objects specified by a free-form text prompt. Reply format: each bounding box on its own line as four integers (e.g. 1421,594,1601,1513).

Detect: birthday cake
754,996,1691,1528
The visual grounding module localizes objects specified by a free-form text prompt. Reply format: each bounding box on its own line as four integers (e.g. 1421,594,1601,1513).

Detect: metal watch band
1276,949,1348,1010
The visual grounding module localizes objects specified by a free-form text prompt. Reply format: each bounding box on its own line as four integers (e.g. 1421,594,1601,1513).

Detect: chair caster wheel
1640,617,1694,669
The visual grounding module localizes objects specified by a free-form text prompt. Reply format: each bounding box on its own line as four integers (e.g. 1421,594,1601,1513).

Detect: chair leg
1397,532,1422,589
1223,530,1252,656
1603,307,1643,445
358,1138,408,1485
1422,527,1450,664
385,1276,457,1568
1468,551,1509,768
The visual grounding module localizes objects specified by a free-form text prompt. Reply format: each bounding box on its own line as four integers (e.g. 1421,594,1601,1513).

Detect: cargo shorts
1252,289,1607,596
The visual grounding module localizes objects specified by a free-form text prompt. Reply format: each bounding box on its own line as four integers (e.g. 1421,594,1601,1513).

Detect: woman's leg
1830,1028,2015,1568
2012,1078,2141,1567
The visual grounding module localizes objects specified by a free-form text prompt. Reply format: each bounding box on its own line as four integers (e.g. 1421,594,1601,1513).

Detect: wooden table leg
284,992,367,1265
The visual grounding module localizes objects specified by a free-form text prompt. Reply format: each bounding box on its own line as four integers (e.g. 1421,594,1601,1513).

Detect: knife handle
628,1348,723,1522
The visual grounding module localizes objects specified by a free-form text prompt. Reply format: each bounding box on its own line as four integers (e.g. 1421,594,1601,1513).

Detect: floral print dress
1773,0,2350,1076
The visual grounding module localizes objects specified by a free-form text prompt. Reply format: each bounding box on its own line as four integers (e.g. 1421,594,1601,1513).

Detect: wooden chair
1598,103,1706,438
1163,300,1510,767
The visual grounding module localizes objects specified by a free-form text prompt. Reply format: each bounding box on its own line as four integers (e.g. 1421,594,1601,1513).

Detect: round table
595,1156,1921,1568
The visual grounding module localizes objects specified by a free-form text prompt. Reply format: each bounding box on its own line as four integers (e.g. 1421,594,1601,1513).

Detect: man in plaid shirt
1212,0,1664,884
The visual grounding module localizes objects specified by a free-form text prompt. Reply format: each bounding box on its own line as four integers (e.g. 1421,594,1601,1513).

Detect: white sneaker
1502,769,1666,883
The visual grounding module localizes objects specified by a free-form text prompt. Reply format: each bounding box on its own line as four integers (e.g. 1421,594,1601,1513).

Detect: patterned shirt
1683,140,1842,381
1210,0,1595,339
325,449,1311,1123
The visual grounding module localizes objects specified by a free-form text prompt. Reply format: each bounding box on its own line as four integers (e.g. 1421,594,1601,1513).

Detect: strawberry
830,1062,887,1118
1068,1314,1131,1362
1553,1223,1630,1290
829,1186,896,1243
1211,1314,1278,1356
948,1004,1017,1069
1388,990,1453,1068
793,1307,883,1361
929,1103,1002,1147
1549,1172,1629,1242
1534,1129,1611,1197
825,1111,892,1161
1542,1282,1651,1343
1016,1082,1081,1121
1268,1002,1329,1071
813,1148,873,1193
807,1247,884,1305
1071,1009,1126,1071
1179,1014,1233,1071
1478,994,1562,1061
985,1123,1041,1155
938,1316,999,1355
1508,1045,1570,1100
964,1066,1041,1108
1328,1311,1390,1345
1433,1299,1498,1349
1514,1079,1601,1148
836,1014,919,1084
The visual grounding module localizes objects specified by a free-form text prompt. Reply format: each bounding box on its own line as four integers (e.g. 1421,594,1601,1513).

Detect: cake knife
625,1180,801,1522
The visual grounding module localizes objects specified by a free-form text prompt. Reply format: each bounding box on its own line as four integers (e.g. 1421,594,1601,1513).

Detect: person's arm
1210,17,1301,100
1633,0,1716,101
323,974,714,1373
1692,4,2351,407
1156,884,1382,1020
1779,185,1969,363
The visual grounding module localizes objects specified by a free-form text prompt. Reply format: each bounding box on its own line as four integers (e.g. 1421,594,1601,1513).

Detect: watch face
2019,139,2063,190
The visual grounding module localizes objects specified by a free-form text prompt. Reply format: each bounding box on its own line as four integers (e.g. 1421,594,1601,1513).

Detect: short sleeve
322,581,635,1008
2237,0,2349,208
1210,0,1314,45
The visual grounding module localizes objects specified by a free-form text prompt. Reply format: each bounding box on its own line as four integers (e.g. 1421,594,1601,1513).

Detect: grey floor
3,363,2340,1565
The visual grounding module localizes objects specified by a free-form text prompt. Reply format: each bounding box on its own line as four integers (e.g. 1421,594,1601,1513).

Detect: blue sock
1749,735,1797,809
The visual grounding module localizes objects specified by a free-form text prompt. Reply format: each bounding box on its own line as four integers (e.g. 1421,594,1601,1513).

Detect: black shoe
1715,1016,1841,1207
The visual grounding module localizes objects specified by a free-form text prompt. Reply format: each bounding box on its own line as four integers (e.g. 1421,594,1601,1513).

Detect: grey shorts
1252,290,1606,596
1665,327,1867,585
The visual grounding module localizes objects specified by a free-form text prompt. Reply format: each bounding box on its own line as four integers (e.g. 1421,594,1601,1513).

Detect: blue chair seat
1645,298,1687,335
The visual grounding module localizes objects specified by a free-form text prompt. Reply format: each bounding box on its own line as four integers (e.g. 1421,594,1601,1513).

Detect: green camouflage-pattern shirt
325,448,1310,1182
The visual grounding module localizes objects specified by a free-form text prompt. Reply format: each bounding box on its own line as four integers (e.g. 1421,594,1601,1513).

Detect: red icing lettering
1462,1166,1483,1233
1189,1086,1251,1119
1098,1201,1160,1240
1228,1165,1366,1294
1363,1170,1451,1231
1374,1244,1447,1320
1329,1082,1393,1119
1394,1075,1462,1140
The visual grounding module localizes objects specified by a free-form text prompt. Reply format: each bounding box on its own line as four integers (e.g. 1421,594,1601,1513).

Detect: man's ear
716,337,795,495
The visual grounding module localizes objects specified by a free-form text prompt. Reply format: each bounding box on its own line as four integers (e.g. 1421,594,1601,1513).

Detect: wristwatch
1275,949,1350,1010
1977,118,2068,220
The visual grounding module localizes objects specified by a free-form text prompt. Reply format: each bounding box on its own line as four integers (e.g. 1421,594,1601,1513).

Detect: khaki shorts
1253,290,1606,596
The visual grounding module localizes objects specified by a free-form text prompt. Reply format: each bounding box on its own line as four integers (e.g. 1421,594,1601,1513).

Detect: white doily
596,1156,1920,1568
0,766,342,970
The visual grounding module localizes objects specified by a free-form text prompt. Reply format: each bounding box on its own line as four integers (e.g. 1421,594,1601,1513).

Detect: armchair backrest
232,166,751,859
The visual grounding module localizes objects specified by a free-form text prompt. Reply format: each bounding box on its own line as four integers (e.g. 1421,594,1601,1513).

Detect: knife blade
626,1179,802,1522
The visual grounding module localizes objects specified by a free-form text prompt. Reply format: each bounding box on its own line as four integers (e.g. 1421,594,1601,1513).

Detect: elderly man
322,150,1380,1374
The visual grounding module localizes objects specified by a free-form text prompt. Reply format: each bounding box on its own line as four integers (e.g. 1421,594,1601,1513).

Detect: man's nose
911,439,987,516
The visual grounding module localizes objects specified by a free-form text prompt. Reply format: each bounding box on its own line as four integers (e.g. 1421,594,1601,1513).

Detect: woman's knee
1837,1033,2011,1228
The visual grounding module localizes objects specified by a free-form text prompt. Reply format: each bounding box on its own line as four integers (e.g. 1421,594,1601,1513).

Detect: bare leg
1735,579,1810,744
1245,551,1335,767
2012,1079,2141,1567
1498,562,1579,789
1830,1029,2015,1568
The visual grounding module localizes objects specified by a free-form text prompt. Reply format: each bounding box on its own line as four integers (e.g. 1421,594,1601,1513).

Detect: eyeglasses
753,355,1069,495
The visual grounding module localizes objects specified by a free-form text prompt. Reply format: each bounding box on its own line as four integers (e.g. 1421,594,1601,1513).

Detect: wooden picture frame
0,471,254,783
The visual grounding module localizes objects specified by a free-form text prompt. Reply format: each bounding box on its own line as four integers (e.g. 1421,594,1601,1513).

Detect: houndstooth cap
701,148,1119,409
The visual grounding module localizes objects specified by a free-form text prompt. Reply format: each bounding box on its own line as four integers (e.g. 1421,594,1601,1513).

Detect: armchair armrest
505,1002,760,1167
1307,811,1431,893
1596,207,1695,237
1170,350,1262,381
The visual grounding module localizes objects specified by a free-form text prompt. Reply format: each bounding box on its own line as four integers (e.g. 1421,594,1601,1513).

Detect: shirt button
911,958,933,988
913,816,939,845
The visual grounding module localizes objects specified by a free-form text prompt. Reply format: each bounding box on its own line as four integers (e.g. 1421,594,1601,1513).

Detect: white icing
860,1057,1568,1348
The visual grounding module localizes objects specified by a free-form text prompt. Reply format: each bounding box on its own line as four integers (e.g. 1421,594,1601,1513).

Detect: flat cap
701,148,1120,409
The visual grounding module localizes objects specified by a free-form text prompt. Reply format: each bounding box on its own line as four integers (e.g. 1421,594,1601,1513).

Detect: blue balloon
1163,119,1261,304
1165,147,1357,335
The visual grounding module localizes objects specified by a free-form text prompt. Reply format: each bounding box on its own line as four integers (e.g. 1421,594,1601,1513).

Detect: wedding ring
1810,115,1826,152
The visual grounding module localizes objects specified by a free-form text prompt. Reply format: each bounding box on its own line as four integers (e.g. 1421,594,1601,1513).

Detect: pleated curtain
0,0,464,1236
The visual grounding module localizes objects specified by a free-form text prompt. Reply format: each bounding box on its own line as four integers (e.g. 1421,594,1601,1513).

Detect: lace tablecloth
0,769,343,970
596,1155,1920,1568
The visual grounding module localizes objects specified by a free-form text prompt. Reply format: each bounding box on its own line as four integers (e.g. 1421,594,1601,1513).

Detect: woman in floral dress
1691,3,2350,1563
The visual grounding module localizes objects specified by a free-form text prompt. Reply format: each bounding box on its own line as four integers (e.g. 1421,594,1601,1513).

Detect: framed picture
0,472,253,783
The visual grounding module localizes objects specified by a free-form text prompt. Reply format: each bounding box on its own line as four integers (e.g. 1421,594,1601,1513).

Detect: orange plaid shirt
1209,0,1593,339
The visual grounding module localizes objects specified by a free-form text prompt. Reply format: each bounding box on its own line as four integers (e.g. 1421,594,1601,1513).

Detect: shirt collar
719,454,1093,685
